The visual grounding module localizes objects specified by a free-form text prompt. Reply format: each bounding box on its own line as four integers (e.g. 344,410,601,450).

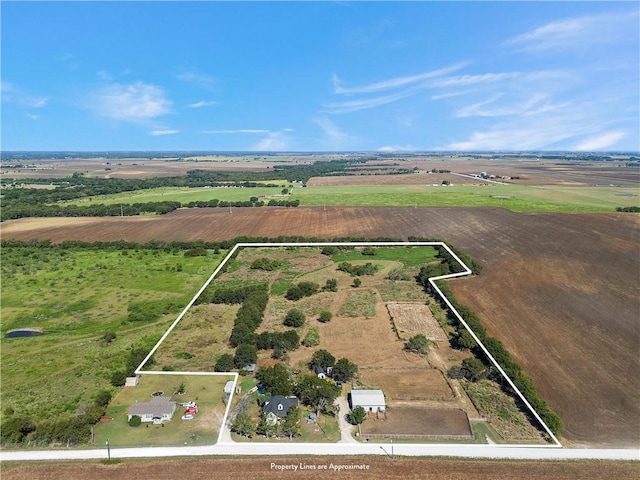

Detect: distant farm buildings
349,389,386,413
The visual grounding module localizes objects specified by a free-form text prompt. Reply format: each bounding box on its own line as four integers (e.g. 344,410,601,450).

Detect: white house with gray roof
127,396,176,423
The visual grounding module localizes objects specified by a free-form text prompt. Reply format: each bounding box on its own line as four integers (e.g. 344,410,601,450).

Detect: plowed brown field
2,206,639,447
3,457,639,480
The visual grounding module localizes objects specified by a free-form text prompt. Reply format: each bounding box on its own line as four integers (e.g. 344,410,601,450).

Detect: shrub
404,334,431,354
318,310,332,323
110,370,127,387
302,327,320,347
128,415,142,427
284,309,305,327
214,353,235,372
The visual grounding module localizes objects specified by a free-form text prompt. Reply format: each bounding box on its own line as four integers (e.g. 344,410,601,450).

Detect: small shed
224,380,235,398
349,389,386,413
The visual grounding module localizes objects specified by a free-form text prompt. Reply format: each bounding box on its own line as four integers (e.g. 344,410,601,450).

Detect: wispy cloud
505,10,639,53
176,71,216,90
251,130,295,151
93,82,171,121
313,117,349,141
201,129,270,134
150,129,179,136
573,131,625,151
1,81,48,108
188,100,219,108
455,93,567,118
323,88,418,114
332,62,468,95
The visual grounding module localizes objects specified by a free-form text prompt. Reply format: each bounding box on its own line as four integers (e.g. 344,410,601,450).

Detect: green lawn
94,374,231,447
331,246,439,267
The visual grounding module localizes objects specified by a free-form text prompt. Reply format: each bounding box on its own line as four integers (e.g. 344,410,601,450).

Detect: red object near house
185,407,198,414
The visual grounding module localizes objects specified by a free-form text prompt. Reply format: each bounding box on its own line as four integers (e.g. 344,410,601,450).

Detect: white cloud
505,10,639,53
332,62,468,95
251,131,290,151
573,131,625,151
378,145,416,152
188,100,219,108
282,128,295,132
201,129,270,134
150,129,179,136
94,82,171,120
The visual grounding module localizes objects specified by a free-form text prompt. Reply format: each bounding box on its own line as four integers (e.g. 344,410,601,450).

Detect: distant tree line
615,206,640,212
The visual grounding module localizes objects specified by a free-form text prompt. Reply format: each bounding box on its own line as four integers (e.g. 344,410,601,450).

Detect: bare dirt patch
386,302,447,341
359,368,453,403
4,457,639,480
4,206,639,446
359,407,471,437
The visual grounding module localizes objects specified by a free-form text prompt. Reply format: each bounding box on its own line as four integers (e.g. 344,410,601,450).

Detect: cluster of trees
285,281,319,301
337,262,378,276
1,389,112,446
616,206,640,212
110,346,155,386
308,349,358,383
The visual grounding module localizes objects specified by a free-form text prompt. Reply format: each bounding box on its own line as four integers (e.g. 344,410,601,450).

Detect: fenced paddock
360,407,472,437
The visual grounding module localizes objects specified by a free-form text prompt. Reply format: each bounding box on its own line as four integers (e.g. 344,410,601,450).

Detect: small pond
4,329,44,338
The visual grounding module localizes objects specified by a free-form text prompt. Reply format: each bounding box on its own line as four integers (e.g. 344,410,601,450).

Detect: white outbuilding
349,389,386,413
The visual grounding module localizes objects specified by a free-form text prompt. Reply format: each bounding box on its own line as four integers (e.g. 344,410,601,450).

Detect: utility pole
106,438,110,460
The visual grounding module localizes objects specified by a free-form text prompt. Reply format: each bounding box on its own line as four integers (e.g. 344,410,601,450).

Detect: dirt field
359,368,453,403
360,407,471,437
386,303,447,341
3,457,638,480
2,206,639,447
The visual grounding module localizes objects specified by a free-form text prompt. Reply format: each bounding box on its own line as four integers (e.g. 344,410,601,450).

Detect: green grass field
331,246,439,267
56,183,640,212
0,247,222,423
94,374,230,447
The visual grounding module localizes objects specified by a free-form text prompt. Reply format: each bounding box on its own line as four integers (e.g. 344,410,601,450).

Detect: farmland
3,457,639,480
150,244,548,444
3,206,638,447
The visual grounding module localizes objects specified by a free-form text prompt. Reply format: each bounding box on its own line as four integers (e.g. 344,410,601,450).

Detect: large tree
256,363,293,396
233,344,257,369
231,412,256,438
281,405,301,439
332,358,358,382
348,405,367,435
309,349,335,371
295,375,340,414
284,309,305,327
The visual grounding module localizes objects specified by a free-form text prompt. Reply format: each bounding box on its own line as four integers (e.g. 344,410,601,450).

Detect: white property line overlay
136,241,561,448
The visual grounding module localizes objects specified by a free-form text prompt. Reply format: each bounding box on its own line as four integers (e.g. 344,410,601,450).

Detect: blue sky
2,1,638,151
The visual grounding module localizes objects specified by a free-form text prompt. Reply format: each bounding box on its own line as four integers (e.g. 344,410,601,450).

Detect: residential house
262,395,298,426
127,396,177,424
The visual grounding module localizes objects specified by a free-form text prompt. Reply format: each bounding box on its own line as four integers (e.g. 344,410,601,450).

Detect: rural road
1,443,638,462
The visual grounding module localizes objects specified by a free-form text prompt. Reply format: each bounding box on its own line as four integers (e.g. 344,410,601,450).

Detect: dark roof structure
262,395,298,418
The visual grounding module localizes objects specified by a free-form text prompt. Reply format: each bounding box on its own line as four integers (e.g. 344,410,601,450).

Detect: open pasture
4,206,638,446
0,247,219,421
